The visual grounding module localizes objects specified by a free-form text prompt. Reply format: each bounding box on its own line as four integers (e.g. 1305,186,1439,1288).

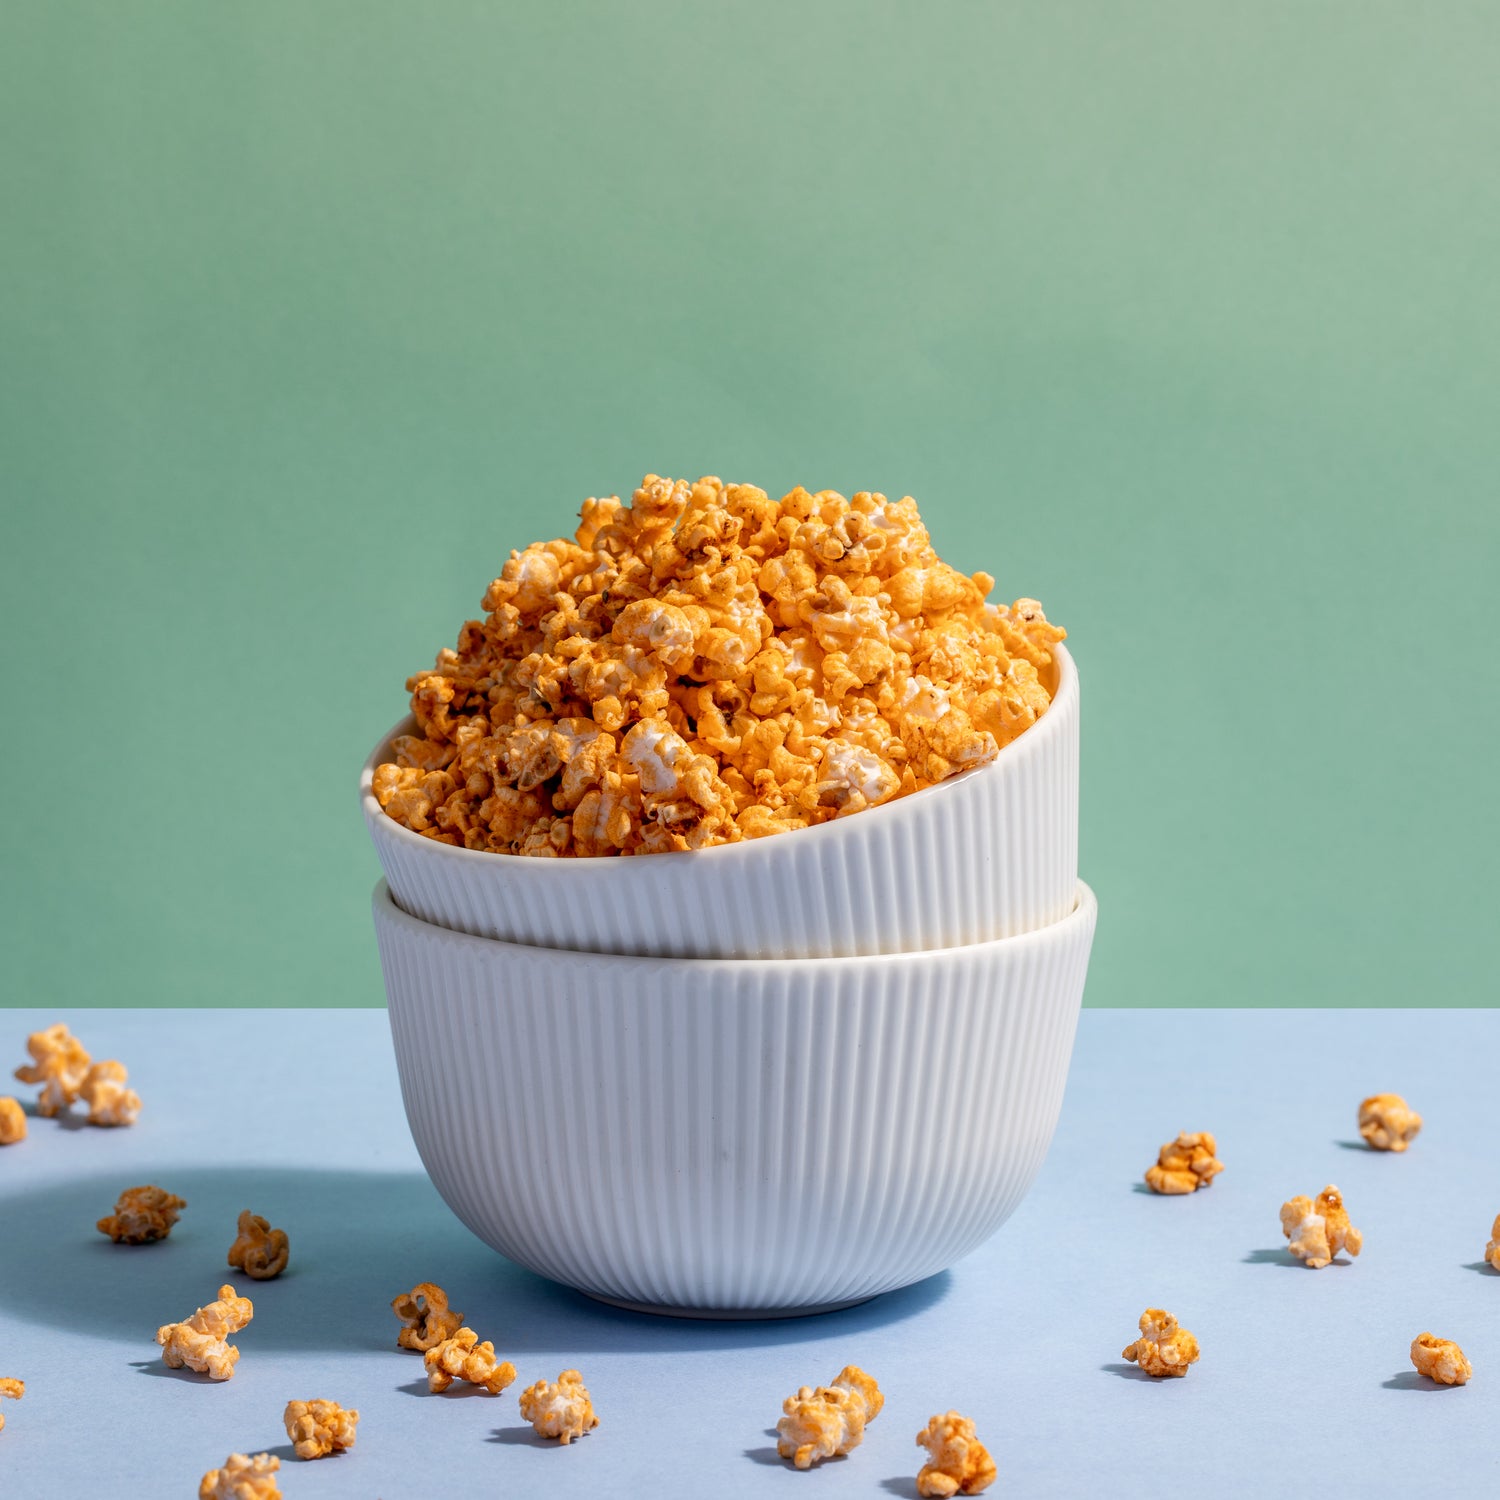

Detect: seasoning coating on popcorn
1144,1132,1223,1194
228,1210,289,1280
392,1282,463,1351
98,1184,186,1244
424,1328,517,1395
1410,1333,1471,1386
1280,1185,1363,1268
1358,1093,1422,1153
79,1060,141,1127
518,1368,598,1443
1122,1308,1201,1377
0,1377,22,1434
776,1365,884,1469
0,1097,25,1145
915,1410,996,1497
199,1453,281,1500
1486,1214,1500,1272
284,1398,359,1459
13,1023,91,1117
374,477,1066,856
157,1284,254,1380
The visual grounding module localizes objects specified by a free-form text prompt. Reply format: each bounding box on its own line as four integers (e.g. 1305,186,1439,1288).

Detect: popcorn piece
392,1282,464,1352
198,1453,281,1500
518,1368,598,1443
79,1060,141,1127
13,1022,91,1117
776,1365,883,1468
1410,1333,1472,1386
1280,1185,1362,1268
915,1410,996,1497
0,1377,22,1434
0,1097,25,1145
156,1284,254,1380
424,1328,516,1395
228,1210,289,1280
1358,1093,1422,1152
284,1398,359,1459
1144,1131,1223,1194
97,1184,186,1244
1122,1308,1201,1377
1486,1214,1500,1272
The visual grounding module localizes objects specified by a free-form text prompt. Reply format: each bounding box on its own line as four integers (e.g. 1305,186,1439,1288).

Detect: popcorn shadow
1333,1140,1370,1151
1463,1262,1496,1275
0,1165,950,1355
1100,1361,1157,1382
1242,1248,1300,1268
1382,1372,1458,1393
879,1478,921,1498
129,1359,214,1383
489,1426,565,1449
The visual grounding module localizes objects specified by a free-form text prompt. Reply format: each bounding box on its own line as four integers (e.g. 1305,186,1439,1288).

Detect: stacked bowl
366,644,1095,1317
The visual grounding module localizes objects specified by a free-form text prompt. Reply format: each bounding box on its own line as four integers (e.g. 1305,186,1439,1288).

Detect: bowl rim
374,875,1096,971
361,642,1076,873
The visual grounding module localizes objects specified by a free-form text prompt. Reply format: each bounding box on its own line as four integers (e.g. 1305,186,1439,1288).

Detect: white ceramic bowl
362,644,1078,959
374,877,1097,1317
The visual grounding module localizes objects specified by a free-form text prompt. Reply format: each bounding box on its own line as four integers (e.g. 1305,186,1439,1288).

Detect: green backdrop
3,3,1496,1008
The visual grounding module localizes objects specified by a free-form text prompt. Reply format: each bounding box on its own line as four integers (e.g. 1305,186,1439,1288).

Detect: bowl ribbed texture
375,878,1096,1315
363,645,1078,959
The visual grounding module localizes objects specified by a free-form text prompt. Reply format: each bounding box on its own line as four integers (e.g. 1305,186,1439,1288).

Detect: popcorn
0,1097,25,1145
518,1368,598,1443
1280,1185,1362,1268
79,1060,141,1127
97,1184,186,1244
1122,1308,1201,1377
776,1365,883,1469
13,1022,91,1117
915,1410,996,1497
392,1282,464,1352
424,1328,517,1395
375,477,1066,856
1410,1333,1471,1386
1358,1093,1422,1152
228,1210,289,1280
198,1453,281,1500
156,1284,254,1380
284,1398,359,1459
1144,1132,1223,1194
1486,1214,1500,1272
0,1377,22,1434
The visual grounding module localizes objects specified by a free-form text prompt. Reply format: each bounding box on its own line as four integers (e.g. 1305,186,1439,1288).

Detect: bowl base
581,1291,876,1321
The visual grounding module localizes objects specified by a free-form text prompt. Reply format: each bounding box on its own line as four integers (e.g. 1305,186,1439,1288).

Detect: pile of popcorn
373,476,1065,856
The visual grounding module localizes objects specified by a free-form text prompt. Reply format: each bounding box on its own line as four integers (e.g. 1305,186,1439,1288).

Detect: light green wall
3,3,1496,1007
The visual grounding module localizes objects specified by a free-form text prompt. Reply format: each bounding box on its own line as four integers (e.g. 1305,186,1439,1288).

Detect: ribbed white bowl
375,877,1096,1316
362,644,1078,959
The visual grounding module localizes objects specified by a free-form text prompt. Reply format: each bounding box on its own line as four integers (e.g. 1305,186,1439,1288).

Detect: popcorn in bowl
374,476,1065,856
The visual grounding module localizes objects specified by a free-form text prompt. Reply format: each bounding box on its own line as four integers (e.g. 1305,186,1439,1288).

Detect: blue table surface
1,1007,1496,1498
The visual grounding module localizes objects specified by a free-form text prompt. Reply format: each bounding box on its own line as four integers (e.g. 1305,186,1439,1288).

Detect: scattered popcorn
0,1097,25,1145
198,1452,281,1500
1358,1093,1421,1152
0,1377,22,1434
392,1282,464,1352
1144,1132,1223,1194
424,1328,517,1395
1280,1185,1362,1268
13,1023,91,1117
97,1184,186,1244
915,1410,996,1497
375,477,1066,856
518,1368,598,1443
156,1284,254,1381
1122,1308,1201,1377
79,1060,141,1127
1410,1333,1471,1386
1486,1214,1500,1272
228,1210,290,1280
284,1398,359,1459
776,1365,884,1468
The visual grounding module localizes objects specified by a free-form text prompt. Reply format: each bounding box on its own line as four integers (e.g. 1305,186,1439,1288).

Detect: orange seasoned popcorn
392,1282,463,1352
1410,1333,1471,1386
375,477,1066,856
199,1452,281,1500
776,1365,884,1469
1144,1132,1223,1194
98,1184,186,1244
1280,1185,1362,1268
13,1022,91,1117
0,1377,22,1434
79,1060,141,1127
1486,1214,1500,1272
915,1410,996,1497
157,1284,254,1381
1358,1093,1421,1152
284,1398,359,1459
0,1097,25,1145
424,1328,517,1395
228,1210,289,1280
1122,1308,1201,1377
519,1368,598,1443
